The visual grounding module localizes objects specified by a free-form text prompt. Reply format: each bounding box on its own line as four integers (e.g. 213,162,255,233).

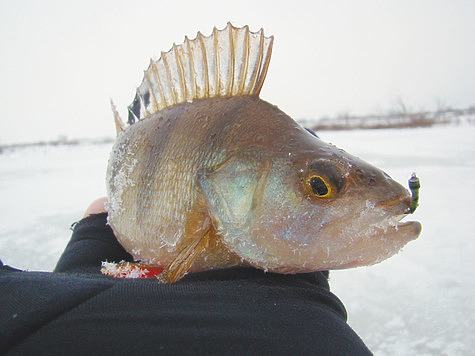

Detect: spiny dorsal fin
110,99,126,135
127,22,274,124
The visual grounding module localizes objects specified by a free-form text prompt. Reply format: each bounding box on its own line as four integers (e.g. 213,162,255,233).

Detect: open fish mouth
362,212,422,242
385,173,421,241
386,220,422,241
371,175,421,242
328,217,422,270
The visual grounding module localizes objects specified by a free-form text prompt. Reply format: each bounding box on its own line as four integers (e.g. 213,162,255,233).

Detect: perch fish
104,23,421,283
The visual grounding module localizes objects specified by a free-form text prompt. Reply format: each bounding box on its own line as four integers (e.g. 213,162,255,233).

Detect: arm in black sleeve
54,212,133,274
1,213,372,355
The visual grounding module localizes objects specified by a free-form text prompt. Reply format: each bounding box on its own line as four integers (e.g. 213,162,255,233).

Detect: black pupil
310,177,328,196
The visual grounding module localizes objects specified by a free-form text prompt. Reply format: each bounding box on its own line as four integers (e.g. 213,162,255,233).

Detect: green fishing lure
408,173,420,214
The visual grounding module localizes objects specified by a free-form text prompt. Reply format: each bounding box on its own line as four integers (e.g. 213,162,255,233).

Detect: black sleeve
54,213,133,274
0,214,372,355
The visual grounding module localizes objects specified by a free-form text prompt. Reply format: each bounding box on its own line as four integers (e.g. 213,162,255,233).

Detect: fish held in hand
105,23,421,282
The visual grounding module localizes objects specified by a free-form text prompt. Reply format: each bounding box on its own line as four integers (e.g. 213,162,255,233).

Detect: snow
101,261,149,278
1,125,474,354
0,144,111,271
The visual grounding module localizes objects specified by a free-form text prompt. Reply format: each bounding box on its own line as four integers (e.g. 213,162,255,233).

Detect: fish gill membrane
104,23,421,283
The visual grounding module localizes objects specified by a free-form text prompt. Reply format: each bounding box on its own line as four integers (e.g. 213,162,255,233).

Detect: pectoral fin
157,227,212,284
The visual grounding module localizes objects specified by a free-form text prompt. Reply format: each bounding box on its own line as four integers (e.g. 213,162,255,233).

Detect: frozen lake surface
1,125,474,355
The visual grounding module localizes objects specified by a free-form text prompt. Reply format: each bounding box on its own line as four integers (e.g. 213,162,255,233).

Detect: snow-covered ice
0,144,111,271
1,125,474,355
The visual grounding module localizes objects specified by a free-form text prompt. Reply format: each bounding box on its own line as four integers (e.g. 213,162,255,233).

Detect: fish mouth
369,216,422,242
330,218,422,270
374,192,421,241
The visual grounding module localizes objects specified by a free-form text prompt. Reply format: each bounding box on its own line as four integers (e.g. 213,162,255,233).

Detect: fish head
200,125,421,273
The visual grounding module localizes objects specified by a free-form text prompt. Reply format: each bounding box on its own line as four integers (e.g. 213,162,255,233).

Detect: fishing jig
408,173,420,214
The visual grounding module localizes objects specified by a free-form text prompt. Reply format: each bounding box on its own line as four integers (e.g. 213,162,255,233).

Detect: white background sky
1,0,474,143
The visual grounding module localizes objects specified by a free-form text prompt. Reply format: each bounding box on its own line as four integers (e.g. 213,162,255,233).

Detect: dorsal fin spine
150,60,166,110
110,99,126,135
227,23,235,96
138,88,150,118
248,31,265,95
185,36,197,100
161,52,177,105
212,27,220,96
144,64,159,113
236,25,250,95
127,107,138,123
197,32,210,98
173,43,186,103
255,31,273,96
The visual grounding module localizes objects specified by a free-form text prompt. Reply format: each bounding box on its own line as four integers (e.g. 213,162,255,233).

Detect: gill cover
198,156,274,266
199,157,270,230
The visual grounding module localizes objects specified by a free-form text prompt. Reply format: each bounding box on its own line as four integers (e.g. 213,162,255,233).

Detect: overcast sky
1,0,474,143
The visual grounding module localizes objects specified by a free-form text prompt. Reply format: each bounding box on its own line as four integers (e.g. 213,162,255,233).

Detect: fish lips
331,218,422,270
384,219,422,242
373,192,421,241
373,204,422,243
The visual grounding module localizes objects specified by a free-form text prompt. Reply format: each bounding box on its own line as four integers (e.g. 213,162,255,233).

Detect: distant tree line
308,106,475,131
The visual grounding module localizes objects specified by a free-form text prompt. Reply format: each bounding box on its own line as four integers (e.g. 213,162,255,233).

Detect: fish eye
307,175,332,198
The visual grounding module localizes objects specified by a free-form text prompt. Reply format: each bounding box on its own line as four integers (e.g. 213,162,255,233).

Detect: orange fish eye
306,175,333,198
